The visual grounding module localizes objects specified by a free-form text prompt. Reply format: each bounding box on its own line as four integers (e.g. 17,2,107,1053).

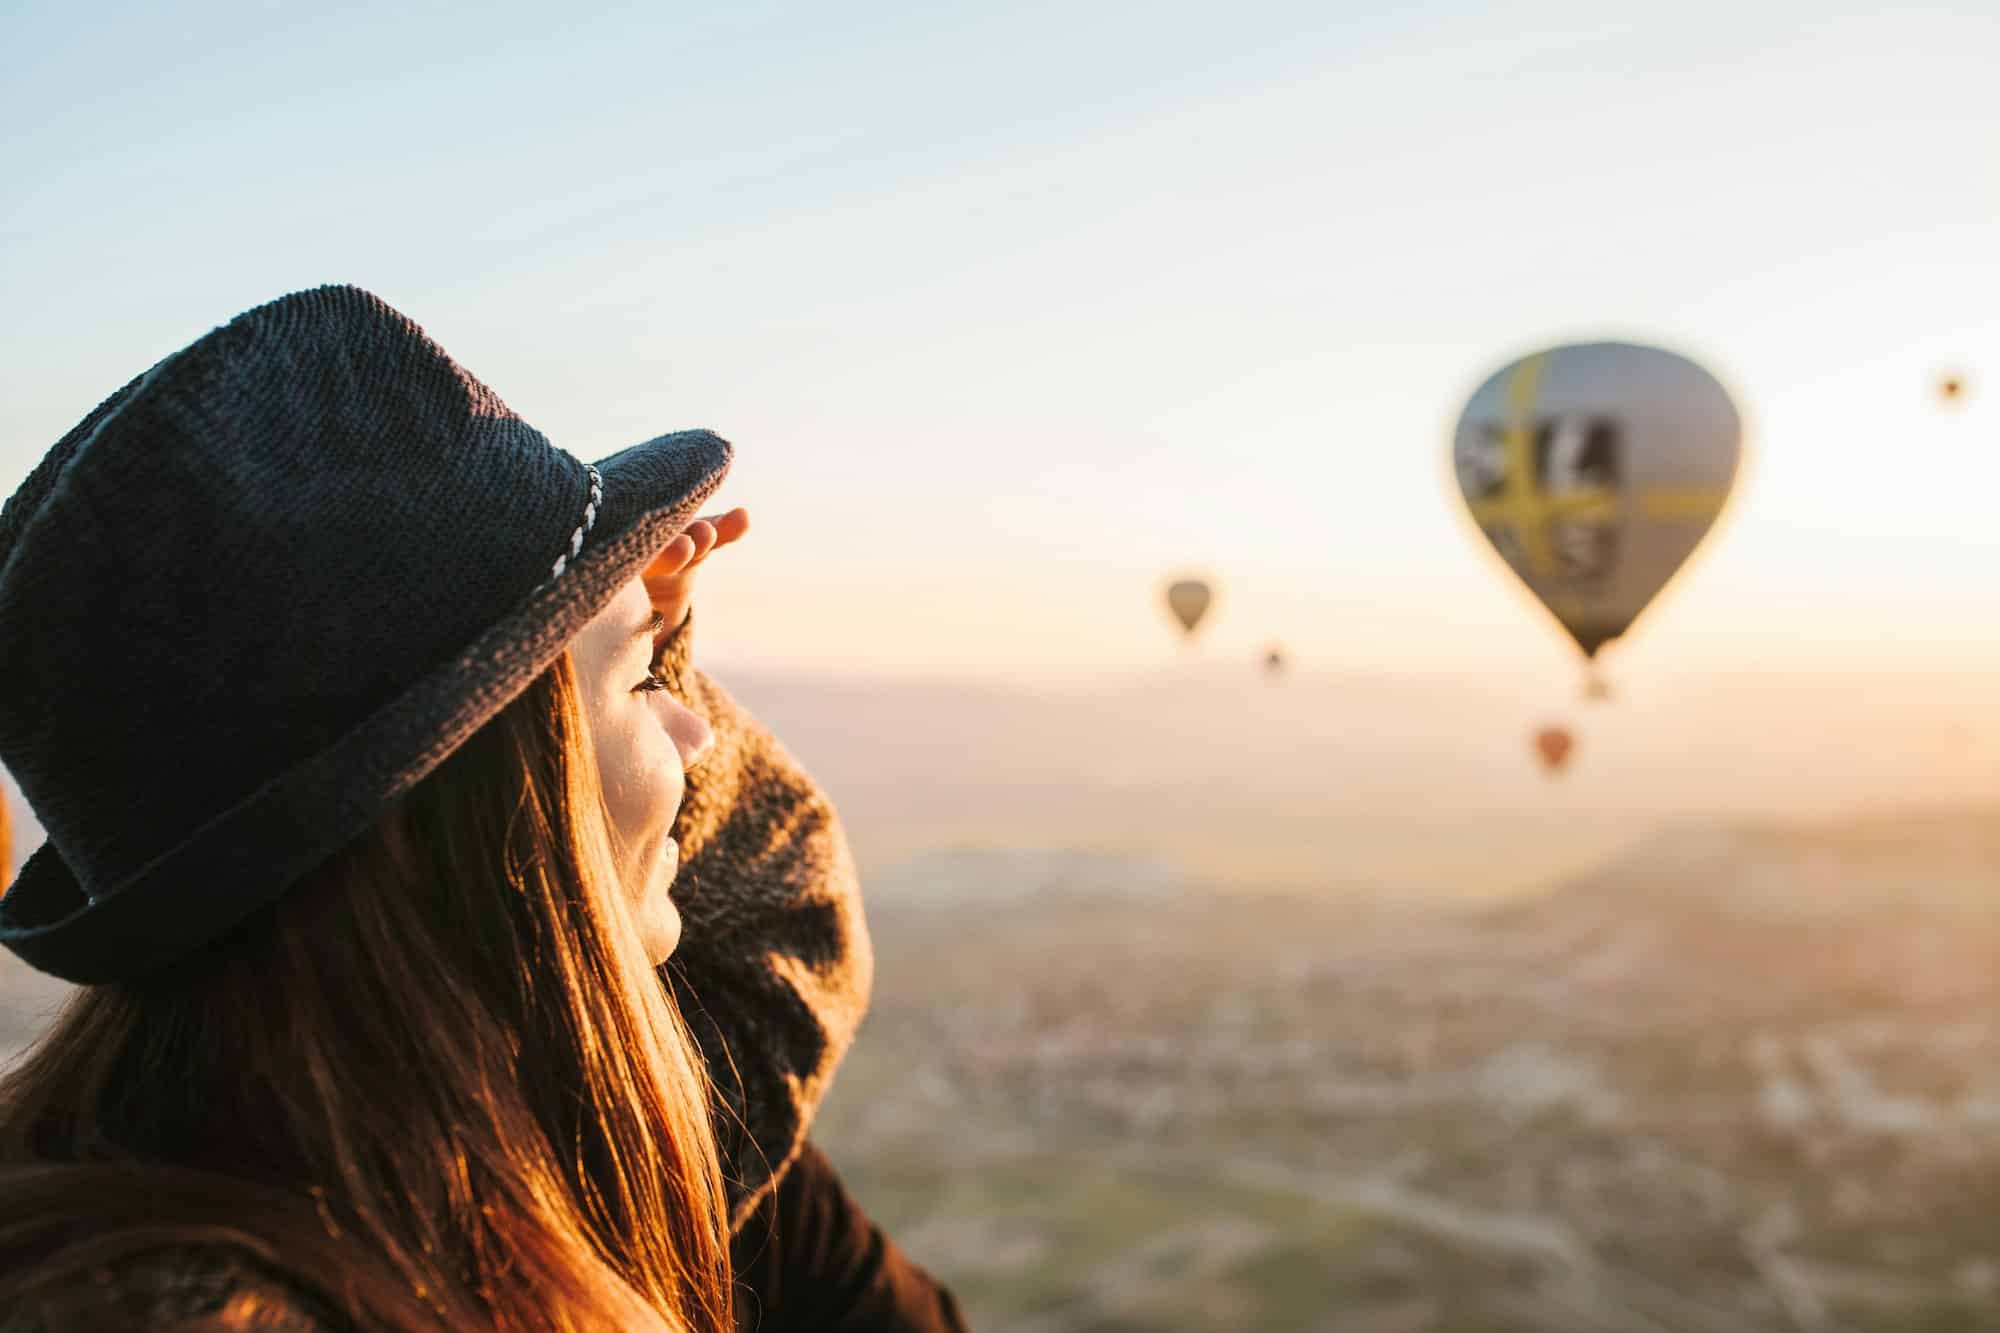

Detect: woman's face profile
571,573,715,965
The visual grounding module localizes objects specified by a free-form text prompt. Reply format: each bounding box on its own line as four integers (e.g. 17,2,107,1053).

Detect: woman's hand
642,507,750,641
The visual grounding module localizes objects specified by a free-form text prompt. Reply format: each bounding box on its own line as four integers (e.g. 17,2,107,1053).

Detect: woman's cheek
625,716,685,831
592,715,653,836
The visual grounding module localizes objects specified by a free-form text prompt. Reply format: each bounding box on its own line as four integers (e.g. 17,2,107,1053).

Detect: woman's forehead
598,576,653,627
575,578,654,666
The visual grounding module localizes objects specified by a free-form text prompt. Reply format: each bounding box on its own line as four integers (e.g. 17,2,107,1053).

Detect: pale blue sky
4,1,1997,688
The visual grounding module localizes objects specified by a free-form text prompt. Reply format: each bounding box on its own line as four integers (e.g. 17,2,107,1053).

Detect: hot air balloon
1262,645,1287,676
1452,342,1740,679
1937,373,1968,406
1533,725,1574,775
1163,577,1213,639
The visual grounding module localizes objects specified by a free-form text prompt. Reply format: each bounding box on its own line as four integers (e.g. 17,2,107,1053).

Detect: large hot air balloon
1163,577,1213,639
1533,725,1574,775
1262,644,1287,676
1452,342,1740,672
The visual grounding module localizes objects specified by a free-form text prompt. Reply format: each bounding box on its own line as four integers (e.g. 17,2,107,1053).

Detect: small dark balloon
1938,374,1967,404
1534,725,1574,775
1163,577,1213,637
1263,647,1286,675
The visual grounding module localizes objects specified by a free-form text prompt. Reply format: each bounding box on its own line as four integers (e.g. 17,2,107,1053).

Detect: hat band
548,463,603,581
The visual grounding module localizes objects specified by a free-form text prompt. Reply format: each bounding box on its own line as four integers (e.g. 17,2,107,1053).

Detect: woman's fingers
680,508,750,572
646,532,697,580
640,508,750,610
682,519,719,564
704,507,751,546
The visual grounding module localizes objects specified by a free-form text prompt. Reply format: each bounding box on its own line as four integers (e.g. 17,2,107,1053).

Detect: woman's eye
634,670,674,694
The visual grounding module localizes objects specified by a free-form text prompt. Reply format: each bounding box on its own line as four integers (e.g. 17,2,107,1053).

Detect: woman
0,287,965,1330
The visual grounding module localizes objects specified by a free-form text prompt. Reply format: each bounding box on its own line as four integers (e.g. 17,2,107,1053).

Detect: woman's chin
635,840,683,965
636,892,683,967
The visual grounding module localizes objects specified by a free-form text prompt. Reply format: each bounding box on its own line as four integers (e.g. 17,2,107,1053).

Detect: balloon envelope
1534,725,1574,774
1263,646,1286,675
1453,342,1740,660
1164,578,1212,637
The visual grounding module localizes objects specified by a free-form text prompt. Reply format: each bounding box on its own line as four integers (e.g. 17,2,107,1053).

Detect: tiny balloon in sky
1163,576,1213,639
1534,725,1575,776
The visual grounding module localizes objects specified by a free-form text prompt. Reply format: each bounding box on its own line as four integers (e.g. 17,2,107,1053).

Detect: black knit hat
0,285,731,984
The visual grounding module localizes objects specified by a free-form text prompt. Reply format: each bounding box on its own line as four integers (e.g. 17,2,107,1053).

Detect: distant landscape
4,667,1998,1330
818,811,2000,1332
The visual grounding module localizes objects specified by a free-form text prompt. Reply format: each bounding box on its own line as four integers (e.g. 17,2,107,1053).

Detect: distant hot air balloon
1534,725,1574,775
1163,577,1213,639
1263,645,1287,676
1453,342,1740,675
1937,373,1968,406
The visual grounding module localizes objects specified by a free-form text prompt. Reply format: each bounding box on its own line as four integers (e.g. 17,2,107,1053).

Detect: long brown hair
0,656,734,1331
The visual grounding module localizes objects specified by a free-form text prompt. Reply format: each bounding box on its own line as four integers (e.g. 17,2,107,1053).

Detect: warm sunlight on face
570,576,715,964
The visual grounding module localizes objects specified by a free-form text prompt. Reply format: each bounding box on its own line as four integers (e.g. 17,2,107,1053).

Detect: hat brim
1,429,731,984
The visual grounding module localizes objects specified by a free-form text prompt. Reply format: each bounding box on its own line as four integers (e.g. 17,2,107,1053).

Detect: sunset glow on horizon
4,1,1995,688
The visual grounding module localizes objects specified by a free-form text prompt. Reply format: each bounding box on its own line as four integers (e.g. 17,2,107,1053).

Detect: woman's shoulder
1,1242,346,1332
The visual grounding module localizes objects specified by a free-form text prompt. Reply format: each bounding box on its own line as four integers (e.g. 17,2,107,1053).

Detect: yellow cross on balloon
1464,353,1729,580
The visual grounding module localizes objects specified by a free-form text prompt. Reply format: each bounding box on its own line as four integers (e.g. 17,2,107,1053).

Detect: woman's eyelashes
634,612,691,695
634,643,675,694
634,644,682,695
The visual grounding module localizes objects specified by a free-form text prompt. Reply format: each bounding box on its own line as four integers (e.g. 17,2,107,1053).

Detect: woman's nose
666,700,716,772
